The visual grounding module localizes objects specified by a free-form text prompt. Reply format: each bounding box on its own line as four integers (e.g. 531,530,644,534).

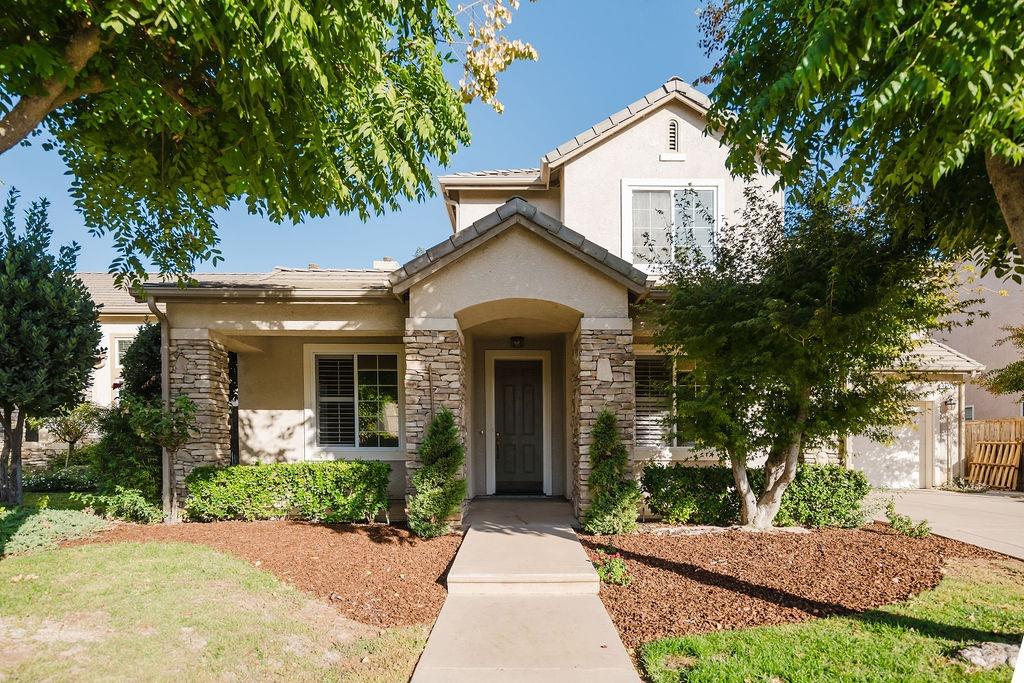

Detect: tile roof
142,267,392,297
542,76,711,167
445,168,541,179
904,339,985,374
77,273,153,313
388,197,650,295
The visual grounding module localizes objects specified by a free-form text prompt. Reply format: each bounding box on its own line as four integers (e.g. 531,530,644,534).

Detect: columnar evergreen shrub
407,408,466,539
184,460,390,523
582,409,642,535
642,463,870,528
90,406,162,503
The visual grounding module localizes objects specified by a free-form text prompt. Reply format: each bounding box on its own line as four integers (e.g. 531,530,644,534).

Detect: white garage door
849,402,933,489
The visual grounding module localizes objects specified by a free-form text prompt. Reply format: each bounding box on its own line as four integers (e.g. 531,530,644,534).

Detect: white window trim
110,334,136,374
620,178,726,272
484,349,553,496
964,404,975,421
302,343,405,461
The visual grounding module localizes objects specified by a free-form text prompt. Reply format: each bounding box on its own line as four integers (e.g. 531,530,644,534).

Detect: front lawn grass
0,542,428,682
641,558,1024,683
22,491,89,510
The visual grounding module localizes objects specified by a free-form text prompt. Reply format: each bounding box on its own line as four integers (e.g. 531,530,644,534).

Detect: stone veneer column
403,321,466,520
571,319,635,519
168,334,231,505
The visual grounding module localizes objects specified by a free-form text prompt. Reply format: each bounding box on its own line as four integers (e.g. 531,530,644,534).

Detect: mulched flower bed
76,521,461,628
582,523,997,650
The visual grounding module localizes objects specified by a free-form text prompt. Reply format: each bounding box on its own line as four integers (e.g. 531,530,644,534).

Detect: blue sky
0,1,711,273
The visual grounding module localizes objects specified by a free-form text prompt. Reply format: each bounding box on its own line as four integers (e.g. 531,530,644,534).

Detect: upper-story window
629,184,717,266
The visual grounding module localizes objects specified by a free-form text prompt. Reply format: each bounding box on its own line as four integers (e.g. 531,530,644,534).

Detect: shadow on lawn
586,539,1017,646
0,505,39,557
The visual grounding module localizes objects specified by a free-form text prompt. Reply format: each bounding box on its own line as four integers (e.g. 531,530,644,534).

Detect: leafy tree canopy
700,0,1024,274
0,189,101,504
0,0,535,285
652,186,971,528
983,326,1024,403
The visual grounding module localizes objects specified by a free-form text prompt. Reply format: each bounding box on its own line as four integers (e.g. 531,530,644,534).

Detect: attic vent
668,120,679,152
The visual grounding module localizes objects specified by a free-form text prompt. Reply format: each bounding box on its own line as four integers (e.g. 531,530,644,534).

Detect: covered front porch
146,198,651,520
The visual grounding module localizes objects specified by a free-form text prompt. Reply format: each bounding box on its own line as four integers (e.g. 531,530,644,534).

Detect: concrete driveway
873,489,1024,560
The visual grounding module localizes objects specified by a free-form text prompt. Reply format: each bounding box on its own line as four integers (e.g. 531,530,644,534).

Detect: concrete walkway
873,489,1024,560
412,499,640,682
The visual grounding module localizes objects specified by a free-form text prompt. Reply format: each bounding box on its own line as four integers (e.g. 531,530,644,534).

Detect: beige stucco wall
467,333,567,498
165,300,406,336
560,101,778,259
408,227,629,320
455,189,561,230
90,316,150,406
235,334,407,498
941,271,1024,419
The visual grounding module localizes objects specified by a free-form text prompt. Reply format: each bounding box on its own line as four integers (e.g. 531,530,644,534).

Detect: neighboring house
19,273,155,469
941,270,1024,420
138,78,982,517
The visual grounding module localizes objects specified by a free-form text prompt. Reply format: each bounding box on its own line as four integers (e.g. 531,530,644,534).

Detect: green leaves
702,0,1024,272
1,0,480,286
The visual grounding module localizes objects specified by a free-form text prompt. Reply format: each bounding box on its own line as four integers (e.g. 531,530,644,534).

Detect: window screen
632,190,673,264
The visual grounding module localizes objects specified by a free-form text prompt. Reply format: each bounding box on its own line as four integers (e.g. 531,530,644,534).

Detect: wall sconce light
510,336,525,349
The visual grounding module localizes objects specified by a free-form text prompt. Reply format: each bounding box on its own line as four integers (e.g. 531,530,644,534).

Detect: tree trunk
65,440,76,469
0,26,101,155
0,409,25,506
732,393,811,530
985,153,1024,261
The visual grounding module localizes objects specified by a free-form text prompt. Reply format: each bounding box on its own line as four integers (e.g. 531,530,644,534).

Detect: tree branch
0,25,102,155
161,80,214,118
985,152,1024,261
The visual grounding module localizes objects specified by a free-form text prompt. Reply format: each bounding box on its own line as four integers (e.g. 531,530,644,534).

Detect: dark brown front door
494,359,543,495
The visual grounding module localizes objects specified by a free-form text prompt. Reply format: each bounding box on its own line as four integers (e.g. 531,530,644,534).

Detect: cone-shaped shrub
582,409,641,534
407,408,467,538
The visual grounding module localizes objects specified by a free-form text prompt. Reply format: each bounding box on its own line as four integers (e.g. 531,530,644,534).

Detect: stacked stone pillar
571,320,635,518
403,321,467,520
168,334,231,505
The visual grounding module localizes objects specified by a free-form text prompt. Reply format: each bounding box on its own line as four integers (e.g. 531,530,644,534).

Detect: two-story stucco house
138,78,983,517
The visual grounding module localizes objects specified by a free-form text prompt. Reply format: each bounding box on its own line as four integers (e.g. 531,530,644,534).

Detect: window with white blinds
635,356,673,447
315,353,401,449
631,186,717,264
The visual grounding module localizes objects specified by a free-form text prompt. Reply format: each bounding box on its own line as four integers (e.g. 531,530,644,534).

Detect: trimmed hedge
184,461,390,523
642,463,869,528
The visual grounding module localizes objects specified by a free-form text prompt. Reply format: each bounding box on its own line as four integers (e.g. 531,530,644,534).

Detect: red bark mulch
583,523,998,650
77,520,461,628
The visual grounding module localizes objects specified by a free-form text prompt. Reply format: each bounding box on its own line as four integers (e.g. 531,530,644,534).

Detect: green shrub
0,507,108,555
22,465,98,493
885,502,931,538
68,442,101,468
774,465,870,528
593,547,632,586
91,404,162,502
185,460,390,523
642,463,870,528
119,322,162,401
642,465,739,525
582,410,642,535
73,487,164,524
407,408,467,539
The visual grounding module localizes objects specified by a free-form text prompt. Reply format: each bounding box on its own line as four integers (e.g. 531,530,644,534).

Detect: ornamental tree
653,186,969,529
699,0,1024,272
0,0,535,285
0,190,101,505
120,322,162,401
40,401,101,468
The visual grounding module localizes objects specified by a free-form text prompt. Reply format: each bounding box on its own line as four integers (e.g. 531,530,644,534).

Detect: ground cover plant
885,501,932,538
0,505,107,555
0,542,430,682
582,525,995,651
185,460,390,523
640,557,1024,682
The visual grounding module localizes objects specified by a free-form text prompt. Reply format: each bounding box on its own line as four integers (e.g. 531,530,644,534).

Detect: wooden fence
964,418,1024,490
